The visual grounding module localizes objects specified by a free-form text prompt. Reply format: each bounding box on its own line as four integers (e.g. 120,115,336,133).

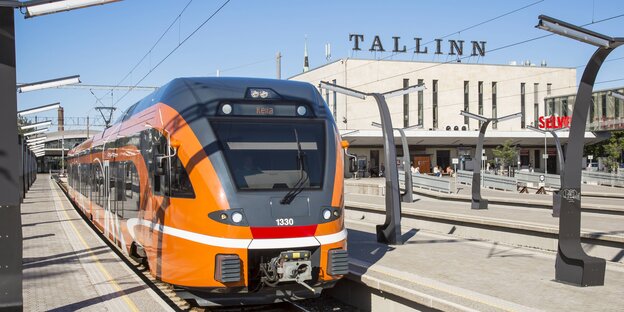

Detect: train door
103,159,111,238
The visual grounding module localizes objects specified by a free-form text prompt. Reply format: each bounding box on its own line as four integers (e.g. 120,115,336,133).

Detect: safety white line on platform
49,179,174,312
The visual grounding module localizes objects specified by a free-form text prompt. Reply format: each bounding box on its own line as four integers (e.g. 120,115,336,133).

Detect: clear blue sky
13,0,624,130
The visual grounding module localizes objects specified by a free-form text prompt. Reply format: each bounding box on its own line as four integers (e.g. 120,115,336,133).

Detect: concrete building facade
290,59,604,176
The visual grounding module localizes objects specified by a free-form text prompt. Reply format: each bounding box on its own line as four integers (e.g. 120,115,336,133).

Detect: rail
399,171,451,194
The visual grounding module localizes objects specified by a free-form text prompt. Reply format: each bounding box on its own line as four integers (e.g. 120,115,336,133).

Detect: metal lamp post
460,110,522,209
320,81,425,245
371,122,422,203
536,14,624,286
527,125,566,217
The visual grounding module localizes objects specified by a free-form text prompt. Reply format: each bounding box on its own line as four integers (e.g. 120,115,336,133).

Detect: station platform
22,175,173,311
339,218,624,311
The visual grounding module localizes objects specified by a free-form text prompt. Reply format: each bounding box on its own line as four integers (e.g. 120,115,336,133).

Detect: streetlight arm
319,81,366,99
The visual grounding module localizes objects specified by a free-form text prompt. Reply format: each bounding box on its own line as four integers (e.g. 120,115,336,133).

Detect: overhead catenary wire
113,0,231,108
90,0,195,110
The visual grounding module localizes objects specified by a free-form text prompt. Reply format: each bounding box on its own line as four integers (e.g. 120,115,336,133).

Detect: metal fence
456,170,517,191
457,170,473,185
482,173,517,191
582,171,624,187
399,171,452,194
515,171,561,189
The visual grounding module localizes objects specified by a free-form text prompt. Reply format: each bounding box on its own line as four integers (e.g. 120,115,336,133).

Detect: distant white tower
303,35,310,72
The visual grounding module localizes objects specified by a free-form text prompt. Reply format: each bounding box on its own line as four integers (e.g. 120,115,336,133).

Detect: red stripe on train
250,225,318,239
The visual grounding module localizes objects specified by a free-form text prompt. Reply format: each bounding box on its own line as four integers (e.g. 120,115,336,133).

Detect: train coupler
260,250,316,293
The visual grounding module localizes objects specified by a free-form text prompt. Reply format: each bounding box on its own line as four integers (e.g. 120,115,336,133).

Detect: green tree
493,139,518,168
603,139,624,172
585,131,624,172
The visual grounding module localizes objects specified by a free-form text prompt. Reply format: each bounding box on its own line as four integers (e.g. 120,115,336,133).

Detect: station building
35,129,98,173
290,58,610,176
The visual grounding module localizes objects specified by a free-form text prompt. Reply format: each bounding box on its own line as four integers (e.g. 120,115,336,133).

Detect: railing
456,170,473,185
456,170,517,191
582,171,624,187
482,173,517,192
515,171,561,189
399,171,451,194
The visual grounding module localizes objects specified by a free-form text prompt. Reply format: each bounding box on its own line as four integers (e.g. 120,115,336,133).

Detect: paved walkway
345,218,624,311
22,175,173,312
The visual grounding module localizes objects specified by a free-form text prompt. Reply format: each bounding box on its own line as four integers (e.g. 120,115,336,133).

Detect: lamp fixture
17,102,60,116
536,15,614,48
17,75,79,92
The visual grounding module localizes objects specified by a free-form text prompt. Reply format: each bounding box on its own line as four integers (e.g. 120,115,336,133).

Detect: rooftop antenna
95,106,116,128
303,35,310,72
325,43,332,62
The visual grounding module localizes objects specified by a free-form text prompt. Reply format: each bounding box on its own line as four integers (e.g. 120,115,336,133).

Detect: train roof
69,77,326,154
118,77,323,122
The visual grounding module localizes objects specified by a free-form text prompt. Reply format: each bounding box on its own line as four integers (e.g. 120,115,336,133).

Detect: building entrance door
370,150,380,177
413,155,431,173
436,150,450,170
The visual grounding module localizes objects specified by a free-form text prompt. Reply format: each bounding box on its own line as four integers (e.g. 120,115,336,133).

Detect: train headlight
220,213,228,220
222,104,232,115
297,106,307,116
322,209,332,220
231,212,243,223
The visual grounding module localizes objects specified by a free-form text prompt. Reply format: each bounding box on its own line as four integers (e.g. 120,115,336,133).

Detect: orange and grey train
66,77,348,305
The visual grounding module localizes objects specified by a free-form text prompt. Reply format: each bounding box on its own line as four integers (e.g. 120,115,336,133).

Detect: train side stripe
127,218,347,249
127,218,252,249
315,228,348,245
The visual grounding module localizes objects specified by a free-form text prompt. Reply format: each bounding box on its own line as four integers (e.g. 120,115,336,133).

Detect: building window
562,98,569,116
547,83,552,96
520,83,526,129
433,80,438,129
332,79,337,120
478,81,483,127
534,150,541,169
604,92,607,121
492,82,497,129
533,83,539,126
403,78,409,128
464,81,469,126
417,79,424,127
615,94,620,119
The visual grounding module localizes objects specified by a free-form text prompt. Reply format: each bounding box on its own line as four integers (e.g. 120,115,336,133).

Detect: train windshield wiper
280,129,308,205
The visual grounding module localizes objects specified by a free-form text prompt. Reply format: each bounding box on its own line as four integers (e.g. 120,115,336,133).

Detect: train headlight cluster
250,89,269,99
296,106,307,116
322,209,332,220
231,212,243,223
222,104,232,115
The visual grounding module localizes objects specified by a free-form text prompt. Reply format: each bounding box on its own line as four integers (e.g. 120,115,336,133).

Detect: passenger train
66,77,348,305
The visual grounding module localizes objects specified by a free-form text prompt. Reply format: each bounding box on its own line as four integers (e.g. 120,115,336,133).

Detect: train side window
169,155,195,198
116,162,125,218
124,161,140,219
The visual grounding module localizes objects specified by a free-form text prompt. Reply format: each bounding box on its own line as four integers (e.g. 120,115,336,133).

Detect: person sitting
433,166,441,177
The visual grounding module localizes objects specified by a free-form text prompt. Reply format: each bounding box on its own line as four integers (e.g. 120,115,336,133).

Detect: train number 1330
275,218,294,226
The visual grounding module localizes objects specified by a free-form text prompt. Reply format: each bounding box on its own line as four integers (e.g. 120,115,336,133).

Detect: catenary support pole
371,93,403,245
395,128,413,203
556,45,622,286
471,120,492,209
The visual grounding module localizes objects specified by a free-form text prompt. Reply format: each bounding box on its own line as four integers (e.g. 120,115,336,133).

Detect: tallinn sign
349,34,487,56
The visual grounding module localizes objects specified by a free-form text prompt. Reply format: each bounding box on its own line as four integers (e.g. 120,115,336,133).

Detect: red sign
538,115,571,129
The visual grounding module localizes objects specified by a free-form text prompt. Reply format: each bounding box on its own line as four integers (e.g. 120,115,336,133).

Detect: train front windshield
211,120,326,190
